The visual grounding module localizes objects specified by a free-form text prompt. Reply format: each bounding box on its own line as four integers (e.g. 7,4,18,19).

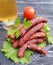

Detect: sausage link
20,27,26,37
19,39,43,48
12,40,19,48
30,32,46,40
40,29,45,33
11,39,16,44
18,43,28,58
28,43,47,56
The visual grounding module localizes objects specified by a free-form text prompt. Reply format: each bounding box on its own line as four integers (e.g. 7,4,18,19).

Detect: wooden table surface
0,0,53,65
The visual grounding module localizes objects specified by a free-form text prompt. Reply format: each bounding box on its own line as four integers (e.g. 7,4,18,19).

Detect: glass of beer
0,0,17,30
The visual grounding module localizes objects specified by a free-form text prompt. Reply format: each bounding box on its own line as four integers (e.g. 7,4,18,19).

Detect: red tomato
23,6,35,20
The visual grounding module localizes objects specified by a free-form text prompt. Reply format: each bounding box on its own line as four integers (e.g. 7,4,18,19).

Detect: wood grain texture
0,0,53,65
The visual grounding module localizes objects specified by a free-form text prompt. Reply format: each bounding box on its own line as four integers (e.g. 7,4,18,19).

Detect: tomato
23,6,35,20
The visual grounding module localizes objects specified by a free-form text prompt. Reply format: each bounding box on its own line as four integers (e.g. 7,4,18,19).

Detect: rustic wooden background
0,0,53,65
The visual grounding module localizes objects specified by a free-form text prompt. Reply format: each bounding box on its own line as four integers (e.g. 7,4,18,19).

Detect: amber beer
0,0,17,21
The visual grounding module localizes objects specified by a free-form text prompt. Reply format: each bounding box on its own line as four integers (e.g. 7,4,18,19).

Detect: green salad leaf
43,24,50,35
7,17,21,38
6,38,11,43
16,30,20,38
43,23,53,44
38,42,46,48
23,18,32,29
7,29,16,35
1,41,47,64
1,41,33,64
7,29,20,38
15,17,21,26
47,36,53,44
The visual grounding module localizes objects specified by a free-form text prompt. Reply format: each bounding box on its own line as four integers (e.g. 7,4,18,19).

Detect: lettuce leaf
38,42,46,48
43,24,53,44
7,29,16,35
15,17,21,26
16,29,20,38
7,29,20,38
47,36,53,44
1,41,47,64
1,41,33,64
23,18,32,29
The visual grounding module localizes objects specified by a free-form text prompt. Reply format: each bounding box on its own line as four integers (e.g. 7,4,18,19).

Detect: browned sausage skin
18,38,44,48
30,32,46,40
29,17,47,29
28,43,47,56
18,23,45,47
17,17,48,37
18,38,45,58
5,17,47,38
20,27,26,37
23,23,45,42
8,23,46,48
40,29,45,33
11,39,16,44
5,17,48,58
12,40,19,48
18,43,28,58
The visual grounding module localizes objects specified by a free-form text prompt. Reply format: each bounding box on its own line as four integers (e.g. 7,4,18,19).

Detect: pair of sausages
18,39,47,58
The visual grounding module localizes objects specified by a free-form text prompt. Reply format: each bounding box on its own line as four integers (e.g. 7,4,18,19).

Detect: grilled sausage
12,40,19,48
18,43,28,58
30,32,46,40
19,38,44,48
28,43,47,56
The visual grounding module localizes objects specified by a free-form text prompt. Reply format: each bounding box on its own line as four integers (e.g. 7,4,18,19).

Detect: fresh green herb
47,36,53,44
16,30,20,38
7,29,16,35
43,24,53,44
23,18,32,29
6,38,11,43
23,18,27,23
1,41,33,64
12,25,17,29
43,24,50,33
15,17,21,26
38,42,46,48
1,41,13,53
7,29,20,38
7,17,21,37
